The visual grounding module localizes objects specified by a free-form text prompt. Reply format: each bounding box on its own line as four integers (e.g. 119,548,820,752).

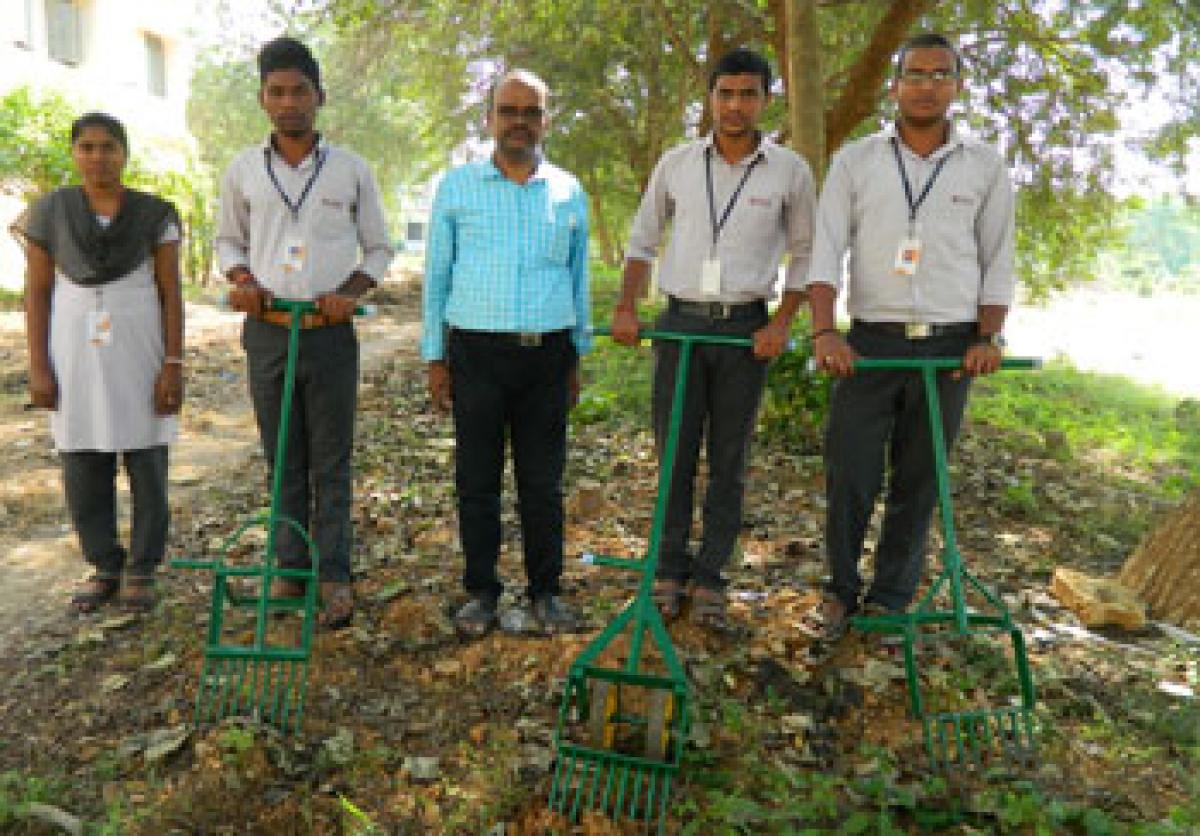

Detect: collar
483,152,549,183
703,132,770,166
884,122,963,160
262,133,327,169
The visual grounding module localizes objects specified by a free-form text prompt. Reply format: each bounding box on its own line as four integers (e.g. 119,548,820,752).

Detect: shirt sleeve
420,173,456,361
214,157,251,275
805,151,853,292
624,154,672,263
782,156,817,291
976,156,1017,306
10,192,54,252
353,159,395,282
569,184,592,356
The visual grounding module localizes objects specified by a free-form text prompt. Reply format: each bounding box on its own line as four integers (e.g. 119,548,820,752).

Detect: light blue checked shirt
421,158,591,361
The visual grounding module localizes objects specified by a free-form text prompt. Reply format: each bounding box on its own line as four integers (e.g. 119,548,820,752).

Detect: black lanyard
705,146,761,250
264,144,327,222
890,136,949,233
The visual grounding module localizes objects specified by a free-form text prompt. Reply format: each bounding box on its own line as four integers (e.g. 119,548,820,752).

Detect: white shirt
215,137,394,298
626,135,815,302
806,124,1016,322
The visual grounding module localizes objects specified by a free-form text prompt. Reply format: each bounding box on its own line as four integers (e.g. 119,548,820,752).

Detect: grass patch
0,288,22,311
971,360,1199,497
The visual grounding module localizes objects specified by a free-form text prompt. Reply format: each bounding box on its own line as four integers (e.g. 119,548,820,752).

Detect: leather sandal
318,582,354,631
652,579,686,621
121,576,157,613
70,576,121,614
689,585,729,631
798,595,854,643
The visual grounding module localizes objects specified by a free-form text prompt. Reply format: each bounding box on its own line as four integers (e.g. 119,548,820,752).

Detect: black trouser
651,303,769,592
448,328,575,602
61,445,169,578
243,318,359,583
823,324,975,611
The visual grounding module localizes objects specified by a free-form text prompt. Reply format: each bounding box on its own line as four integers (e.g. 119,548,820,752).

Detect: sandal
652,579,686,621
70,576,121,614
689,586,729,631
798,595,854,643
121,576,157,613
318,582,354,631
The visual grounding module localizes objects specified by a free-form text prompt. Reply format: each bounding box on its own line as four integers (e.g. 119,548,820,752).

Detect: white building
1,0,197,287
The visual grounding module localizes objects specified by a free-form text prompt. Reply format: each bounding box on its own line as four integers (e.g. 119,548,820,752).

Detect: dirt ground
0,276,1195,833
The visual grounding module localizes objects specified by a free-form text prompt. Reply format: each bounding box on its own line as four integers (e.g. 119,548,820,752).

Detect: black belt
668,296,766,320
851,320,976,340
451,327,569,347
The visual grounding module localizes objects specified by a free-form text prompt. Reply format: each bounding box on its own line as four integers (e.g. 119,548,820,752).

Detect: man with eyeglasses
800,33,1016,641
611,48,816,631
422,69,591,639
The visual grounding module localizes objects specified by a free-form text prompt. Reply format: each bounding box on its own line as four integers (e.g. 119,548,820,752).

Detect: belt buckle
905,322,931,339
518,332,542,347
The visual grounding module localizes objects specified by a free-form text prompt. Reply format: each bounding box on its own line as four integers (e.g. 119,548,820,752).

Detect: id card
281,236,307,275
894,236,922,276
700,257,722,296
88,310,113,347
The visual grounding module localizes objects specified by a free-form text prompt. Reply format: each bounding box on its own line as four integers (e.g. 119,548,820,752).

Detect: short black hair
258,36,321,90
70,112,128,153
708,47,772,94
895,32,962,77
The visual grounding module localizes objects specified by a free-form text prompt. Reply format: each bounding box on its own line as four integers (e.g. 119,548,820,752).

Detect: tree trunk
1119,488,1200,630
785,0,826,181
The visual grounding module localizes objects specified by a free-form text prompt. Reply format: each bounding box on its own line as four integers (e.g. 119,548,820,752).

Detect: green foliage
760,317,830,452
971,362,1200,497
0,87,76,194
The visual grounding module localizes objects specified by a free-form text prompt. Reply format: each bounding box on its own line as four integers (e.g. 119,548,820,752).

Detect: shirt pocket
539,208,577,266
311,196,356,240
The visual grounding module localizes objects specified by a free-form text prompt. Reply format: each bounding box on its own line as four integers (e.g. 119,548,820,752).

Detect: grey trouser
243,318,359,583
823,324,975,611
651,304,769,591
62,445,169,578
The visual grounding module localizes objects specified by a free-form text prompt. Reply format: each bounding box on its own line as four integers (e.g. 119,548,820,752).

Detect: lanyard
264,144,327,222
890,136,949,233
705,146,761,250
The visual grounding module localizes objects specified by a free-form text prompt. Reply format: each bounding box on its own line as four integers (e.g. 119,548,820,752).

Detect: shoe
652,579,686,621
121,575,157,613
318,582,355,631
798,594,855,643
498,603,540,635
688,585,729,631
454,596,498,639
531,595,580,635
69,575,121,614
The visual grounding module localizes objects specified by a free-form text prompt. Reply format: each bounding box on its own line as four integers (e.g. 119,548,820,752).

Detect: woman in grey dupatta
16,112,184,613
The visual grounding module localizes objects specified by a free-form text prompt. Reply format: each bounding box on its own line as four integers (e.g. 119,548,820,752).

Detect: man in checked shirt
421,69,591,639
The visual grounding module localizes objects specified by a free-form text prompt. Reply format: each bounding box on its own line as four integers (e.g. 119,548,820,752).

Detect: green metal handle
268,298,375,316
172,558,216,571
853,357,1041,371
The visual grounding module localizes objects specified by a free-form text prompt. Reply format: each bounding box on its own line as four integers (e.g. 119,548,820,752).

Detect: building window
145,33,167,97
45,0,83,65
10,0,35,48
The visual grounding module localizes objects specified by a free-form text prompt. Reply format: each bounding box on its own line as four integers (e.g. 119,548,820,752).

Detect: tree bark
1119,488,1200,630
823,0,936,154
785,0,826,182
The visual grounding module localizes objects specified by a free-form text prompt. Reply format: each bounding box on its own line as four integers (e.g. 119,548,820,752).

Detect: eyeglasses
899,69,959,85
495,104,545,120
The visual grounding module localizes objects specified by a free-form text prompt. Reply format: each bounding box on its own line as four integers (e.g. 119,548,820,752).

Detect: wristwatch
976,332,1006,348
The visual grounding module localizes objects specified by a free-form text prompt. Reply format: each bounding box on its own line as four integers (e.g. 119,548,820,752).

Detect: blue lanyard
890,136,949,233
264,144,327,222
705,146,761,250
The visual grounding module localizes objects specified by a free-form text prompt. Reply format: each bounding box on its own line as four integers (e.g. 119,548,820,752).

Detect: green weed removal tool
847,356,1040,774
173,298,371,734
550,328,756,832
